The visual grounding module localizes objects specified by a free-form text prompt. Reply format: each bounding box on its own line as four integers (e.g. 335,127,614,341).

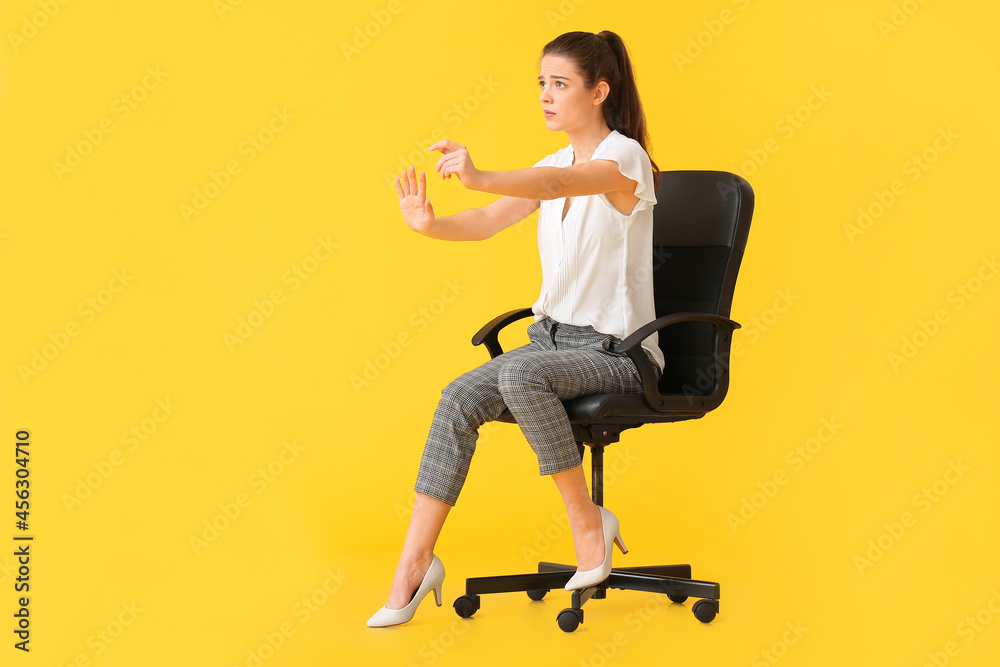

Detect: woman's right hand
395,165,435,235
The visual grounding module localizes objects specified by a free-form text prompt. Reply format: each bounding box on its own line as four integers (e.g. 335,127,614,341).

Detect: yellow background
2,0,999,664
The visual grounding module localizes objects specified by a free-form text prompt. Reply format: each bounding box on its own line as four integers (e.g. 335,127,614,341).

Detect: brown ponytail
539,30,660,190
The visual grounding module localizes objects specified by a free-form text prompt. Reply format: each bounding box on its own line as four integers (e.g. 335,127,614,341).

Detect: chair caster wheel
453,594,480,618
692,599,718,623
557,608,583,633
527,589,548,601
668,594,688,604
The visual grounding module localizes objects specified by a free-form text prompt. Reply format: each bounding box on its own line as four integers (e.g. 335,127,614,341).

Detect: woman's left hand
428,140,484,190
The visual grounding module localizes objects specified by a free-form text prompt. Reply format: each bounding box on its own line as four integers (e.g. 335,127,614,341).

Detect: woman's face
538,54,607,132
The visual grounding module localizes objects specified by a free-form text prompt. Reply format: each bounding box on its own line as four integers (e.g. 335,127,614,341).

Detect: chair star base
453,561,720,632
451,445,721,632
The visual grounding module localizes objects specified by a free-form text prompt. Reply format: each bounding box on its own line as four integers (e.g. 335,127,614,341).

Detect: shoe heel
433,586,442,607
614,531,628,555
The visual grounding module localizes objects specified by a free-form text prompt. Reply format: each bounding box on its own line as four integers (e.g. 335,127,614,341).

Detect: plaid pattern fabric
414,316,661,506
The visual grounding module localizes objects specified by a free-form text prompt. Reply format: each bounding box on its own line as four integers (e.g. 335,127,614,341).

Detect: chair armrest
471,307,535,358
615,312,742,412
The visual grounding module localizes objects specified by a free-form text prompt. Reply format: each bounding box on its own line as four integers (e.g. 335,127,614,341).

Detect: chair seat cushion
494,393,707,425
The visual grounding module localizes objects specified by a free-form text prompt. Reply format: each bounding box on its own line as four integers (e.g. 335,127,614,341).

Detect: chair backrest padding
651,171,754,396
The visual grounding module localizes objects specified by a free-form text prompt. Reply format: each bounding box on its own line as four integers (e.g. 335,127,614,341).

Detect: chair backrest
650,171,754,396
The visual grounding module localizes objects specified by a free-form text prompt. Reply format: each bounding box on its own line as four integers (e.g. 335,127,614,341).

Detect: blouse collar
567,129,620,165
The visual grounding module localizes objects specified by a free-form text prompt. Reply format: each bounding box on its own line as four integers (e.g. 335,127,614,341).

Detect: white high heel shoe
565,507,628,591
367,554,445,627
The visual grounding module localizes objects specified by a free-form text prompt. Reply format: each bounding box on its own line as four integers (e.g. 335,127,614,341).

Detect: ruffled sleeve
592,137,657,215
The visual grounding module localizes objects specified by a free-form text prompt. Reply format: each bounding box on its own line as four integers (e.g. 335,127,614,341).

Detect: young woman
368,30,665,627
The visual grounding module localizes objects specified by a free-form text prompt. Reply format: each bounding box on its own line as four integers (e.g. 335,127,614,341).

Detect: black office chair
451,170,754,632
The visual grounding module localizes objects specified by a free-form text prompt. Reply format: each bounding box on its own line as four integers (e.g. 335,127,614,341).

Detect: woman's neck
567,125,614,164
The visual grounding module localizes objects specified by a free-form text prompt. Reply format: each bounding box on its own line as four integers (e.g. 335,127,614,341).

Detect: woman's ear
592,80,610,106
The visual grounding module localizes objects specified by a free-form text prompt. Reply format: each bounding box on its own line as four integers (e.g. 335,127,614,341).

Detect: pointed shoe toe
367,555,445,627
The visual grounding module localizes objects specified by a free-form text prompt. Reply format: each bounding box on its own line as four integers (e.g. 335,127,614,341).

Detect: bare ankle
568,502,600,531
401,550,433,574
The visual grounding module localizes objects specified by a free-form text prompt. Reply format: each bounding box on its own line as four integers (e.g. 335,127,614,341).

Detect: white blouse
530,129,665,373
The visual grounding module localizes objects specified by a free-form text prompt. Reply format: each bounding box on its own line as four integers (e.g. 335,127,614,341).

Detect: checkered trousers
413,316,661,506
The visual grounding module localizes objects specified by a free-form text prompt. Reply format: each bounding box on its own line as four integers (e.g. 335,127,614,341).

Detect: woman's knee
438,376,497,426
497,355,550,398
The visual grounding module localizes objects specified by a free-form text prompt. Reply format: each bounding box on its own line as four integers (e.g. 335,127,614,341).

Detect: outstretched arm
428,139,639,201
395,165,540,241
477,162,635,201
